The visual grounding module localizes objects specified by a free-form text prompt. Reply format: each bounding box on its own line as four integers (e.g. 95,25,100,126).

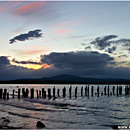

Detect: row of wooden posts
0,85,130,100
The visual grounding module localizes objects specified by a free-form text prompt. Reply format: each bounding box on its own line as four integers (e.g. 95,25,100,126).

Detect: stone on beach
36,121,46,128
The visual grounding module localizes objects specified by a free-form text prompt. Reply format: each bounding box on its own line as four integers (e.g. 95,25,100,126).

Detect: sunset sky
1,1,130,80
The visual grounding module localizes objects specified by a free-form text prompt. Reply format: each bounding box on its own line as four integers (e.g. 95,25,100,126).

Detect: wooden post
53,86,56,98
112,86,115,95
44,91,46,98
26,88,29,98
81,86,83,97
117,86,119,97
88,86,89,97
13,89,15,98
42,88,44,98
108,85,109,97
69,86,72,98
30,88,34,98
39,90,41,98
57,89,60,97
7,92,9,100
48,88,51,99
63,87,66,97
3,89,7,99
85,86,87,96
0,89,3,98
104,86,106,95
91,86,94,96
75,87,78,98
36,90,39,98
18,88,20,99
22,88,25,97
97,86,99,97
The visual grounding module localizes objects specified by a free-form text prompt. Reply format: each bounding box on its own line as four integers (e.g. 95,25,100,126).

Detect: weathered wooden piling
30,88,34,98
112,86,115,95
22,88,25,97
36,90,39,98
42,88,46,98
117,86,119,97
13,89,15,98
85,86,87,96
81,86,83,96
53,86,56,98
39,90,41,98
97,86,99,97
108,85,109,97
69,86,72,98
48,88,51,99
88,86,89,97
57,89,60,97
0,89,3,98
104,86,106,95
7,92,9,100
119,86,122,95
91,86,94,96
63,87,66,97
26,88,29,98
75,87,78,98
44,91,46,98
42,88,44,98
3,89,7,99
18,89,20,99
125,86,127,95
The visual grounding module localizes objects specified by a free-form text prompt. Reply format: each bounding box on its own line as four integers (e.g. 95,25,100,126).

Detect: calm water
0,84,129,129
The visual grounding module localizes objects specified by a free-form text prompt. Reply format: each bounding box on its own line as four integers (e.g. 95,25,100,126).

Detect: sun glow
22,63,52,70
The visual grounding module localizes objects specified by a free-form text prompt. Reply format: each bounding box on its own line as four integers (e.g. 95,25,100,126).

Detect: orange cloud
53,28,73,35
14,2,46,15
0,2,22,12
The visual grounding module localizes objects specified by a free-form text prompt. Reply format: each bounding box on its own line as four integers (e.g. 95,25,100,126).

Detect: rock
36,121,46,128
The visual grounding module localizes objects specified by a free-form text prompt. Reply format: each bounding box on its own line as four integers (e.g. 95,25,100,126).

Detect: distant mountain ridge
1,74,130,84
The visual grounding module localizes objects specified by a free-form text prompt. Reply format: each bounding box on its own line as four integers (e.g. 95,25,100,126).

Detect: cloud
14,2,46,16
9,29,43,44
53,28,73,35
41,51,114,70
1,54,130,80
0,56,10,68
85,46,91,51
118,55,128,58
81,43,86,46
107,46,117,53
90,35,118,50
112,39,130,46
12,58,42,65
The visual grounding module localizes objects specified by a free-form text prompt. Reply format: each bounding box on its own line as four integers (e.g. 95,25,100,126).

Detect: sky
1,1,130,80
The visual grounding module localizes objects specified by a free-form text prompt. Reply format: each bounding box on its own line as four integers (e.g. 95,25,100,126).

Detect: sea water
0,84,129,129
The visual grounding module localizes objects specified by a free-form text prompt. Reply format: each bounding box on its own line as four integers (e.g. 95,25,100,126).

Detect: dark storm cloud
9,29,43,44
0,56,10,66
41,51,114,70
107,46,117,53
12,58,42,65
1,54,130,80
90,35,118,50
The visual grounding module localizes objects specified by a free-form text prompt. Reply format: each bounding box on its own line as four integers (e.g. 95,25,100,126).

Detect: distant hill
0,74,130,84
